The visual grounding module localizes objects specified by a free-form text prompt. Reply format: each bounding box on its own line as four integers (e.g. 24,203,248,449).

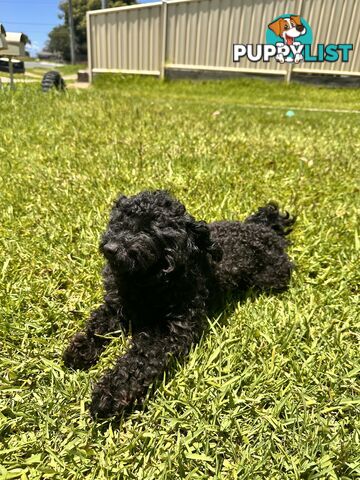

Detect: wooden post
68,0,76,64
285,63,293,84
9,56,15,90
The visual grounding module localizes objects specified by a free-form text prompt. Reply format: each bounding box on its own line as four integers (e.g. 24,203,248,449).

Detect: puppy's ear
290,15,301,26
187,221,223,261
204,240,222,262
268,18,283,36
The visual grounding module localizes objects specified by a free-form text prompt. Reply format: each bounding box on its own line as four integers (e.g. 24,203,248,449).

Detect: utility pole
101,0,107,8
68,0,76,64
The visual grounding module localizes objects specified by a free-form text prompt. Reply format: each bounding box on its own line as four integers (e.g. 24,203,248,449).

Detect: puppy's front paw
63,332,99,370
89,386,127,419
89,390,117,419
89,374,134,419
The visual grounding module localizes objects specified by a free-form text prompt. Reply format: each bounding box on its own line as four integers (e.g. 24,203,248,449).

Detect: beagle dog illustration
268,15,307,63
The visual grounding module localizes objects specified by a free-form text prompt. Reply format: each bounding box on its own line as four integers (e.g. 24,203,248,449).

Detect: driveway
25,61,65,69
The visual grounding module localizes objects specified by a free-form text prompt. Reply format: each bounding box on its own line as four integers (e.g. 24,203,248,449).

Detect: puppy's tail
244,203,295,236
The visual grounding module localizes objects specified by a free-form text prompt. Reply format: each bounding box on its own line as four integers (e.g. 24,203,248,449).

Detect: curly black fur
63,190,295,418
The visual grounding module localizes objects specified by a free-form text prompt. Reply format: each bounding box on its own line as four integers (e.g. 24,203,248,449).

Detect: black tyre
41,70,66,92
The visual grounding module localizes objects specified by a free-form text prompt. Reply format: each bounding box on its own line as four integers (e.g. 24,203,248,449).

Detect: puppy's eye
291,22,295,27
284,25,289,30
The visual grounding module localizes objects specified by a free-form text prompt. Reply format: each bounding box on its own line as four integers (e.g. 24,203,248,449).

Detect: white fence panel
87,0,360,80
88,3,163,76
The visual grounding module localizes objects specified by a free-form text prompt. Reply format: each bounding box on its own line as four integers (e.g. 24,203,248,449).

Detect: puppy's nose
103,242,118,255
296,25,304,32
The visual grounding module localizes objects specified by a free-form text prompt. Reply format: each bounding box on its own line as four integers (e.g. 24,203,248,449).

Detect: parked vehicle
0,57,25,74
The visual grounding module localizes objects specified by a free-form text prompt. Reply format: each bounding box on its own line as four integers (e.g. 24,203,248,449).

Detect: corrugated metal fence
87,0,360,81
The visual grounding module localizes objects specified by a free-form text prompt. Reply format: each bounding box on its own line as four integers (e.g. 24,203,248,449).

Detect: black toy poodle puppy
63,190,295,418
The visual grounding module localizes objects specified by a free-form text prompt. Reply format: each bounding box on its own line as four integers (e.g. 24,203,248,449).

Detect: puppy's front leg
63,303,124,370
275,43,285,63
293,42,304,63
90,321,197,418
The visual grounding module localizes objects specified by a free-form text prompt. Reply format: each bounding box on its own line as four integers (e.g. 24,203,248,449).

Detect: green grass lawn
0,76,359,479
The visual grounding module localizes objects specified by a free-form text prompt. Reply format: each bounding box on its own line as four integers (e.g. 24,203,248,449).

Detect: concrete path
0,77,38,83
63,74,77,80
67,82,90,89
24,61,65,69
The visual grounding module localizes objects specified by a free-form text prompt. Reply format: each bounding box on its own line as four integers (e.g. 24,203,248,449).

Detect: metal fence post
160,1,168,79
87,12,93,83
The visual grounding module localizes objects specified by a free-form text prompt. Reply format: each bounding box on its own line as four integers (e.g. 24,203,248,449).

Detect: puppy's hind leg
245,203,295,237
250,241,295,292
242,204,296,291
63,303,124,370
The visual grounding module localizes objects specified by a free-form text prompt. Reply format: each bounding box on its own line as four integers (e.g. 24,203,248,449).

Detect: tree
46,25,70,61
46,0,136,61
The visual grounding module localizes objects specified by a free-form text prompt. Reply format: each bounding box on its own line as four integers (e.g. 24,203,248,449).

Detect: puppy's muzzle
102,242,119,256
102,242,130,269
103,241,157,273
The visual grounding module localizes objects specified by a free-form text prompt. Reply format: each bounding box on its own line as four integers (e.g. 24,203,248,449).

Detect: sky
0,0,61,56
0,0,153,56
